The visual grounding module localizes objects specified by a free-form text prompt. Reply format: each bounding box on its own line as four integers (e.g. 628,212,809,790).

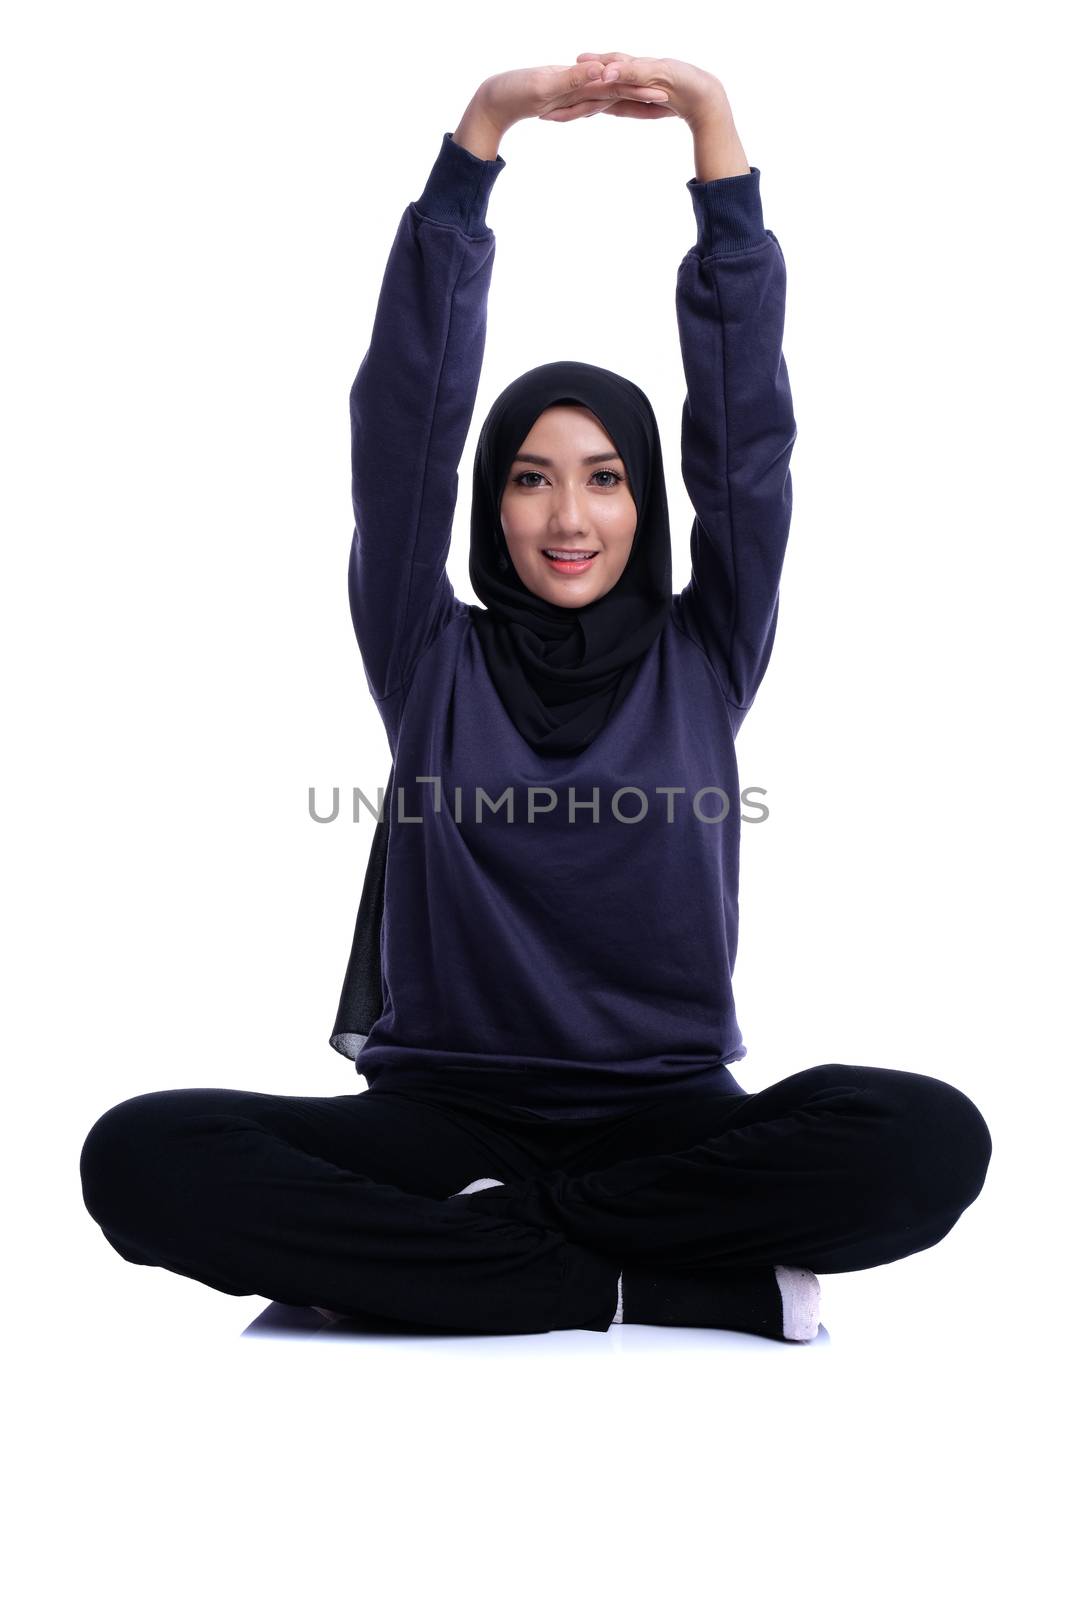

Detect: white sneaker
449,1177,506,1198
774,1265,822,1342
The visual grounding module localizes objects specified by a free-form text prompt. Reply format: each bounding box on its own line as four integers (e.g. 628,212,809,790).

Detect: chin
521,566,612,606
525,578,596,606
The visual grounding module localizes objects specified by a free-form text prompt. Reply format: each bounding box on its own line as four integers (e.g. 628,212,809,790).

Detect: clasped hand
480,52,727,133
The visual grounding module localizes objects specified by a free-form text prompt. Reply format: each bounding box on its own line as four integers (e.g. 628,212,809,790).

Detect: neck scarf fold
330,361,674,1058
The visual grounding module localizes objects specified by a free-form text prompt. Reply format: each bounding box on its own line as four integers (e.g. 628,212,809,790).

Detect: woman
79,55,992,1344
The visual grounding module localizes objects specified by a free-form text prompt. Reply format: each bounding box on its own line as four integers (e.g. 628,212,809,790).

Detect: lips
542,550,599,575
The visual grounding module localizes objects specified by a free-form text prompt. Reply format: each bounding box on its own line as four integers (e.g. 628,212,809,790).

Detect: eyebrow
513,451,624,467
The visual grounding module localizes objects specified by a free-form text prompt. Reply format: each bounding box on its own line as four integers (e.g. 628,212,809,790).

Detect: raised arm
347,65,680,709
673,96,798,716
347,129,505,707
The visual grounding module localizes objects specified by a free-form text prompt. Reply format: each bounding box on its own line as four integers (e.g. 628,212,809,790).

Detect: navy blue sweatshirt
344,131,797,1118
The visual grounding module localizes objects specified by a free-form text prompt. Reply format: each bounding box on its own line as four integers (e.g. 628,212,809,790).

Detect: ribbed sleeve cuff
413,130,507,234
686,166,767,255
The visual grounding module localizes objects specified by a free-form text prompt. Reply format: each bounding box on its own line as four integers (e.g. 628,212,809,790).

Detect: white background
3,1,1065,1595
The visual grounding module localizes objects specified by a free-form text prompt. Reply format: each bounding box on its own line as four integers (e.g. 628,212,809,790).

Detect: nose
547,481,586,530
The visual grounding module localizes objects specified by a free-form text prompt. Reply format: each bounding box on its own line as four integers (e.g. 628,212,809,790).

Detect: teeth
545,551,595,561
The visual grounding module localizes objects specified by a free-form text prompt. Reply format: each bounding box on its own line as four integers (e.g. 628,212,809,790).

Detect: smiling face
497,405,638,607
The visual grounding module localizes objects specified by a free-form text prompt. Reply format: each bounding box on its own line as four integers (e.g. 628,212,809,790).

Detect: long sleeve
673,166,798,714
347,131,506,706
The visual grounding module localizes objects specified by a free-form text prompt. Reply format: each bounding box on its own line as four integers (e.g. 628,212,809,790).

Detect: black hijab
330,361,674,1059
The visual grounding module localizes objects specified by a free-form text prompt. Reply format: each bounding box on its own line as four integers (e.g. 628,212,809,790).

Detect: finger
541,97,624,121
540,101,605,122
544,63,606,100
560,78,669,104
575,52,635,79
599,99,676,120
549,91,674,122
596,55,667,91
587,85,670,103
556,62,609,87
608,56,663,85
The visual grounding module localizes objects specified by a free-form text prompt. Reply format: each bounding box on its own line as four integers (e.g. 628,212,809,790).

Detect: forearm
349,135,502,702
689,92,751,182
675,217,796,710
452,91,506,161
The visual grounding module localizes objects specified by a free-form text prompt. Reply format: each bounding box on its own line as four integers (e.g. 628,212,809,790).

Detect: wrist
684,78,732,133
454,90,510,161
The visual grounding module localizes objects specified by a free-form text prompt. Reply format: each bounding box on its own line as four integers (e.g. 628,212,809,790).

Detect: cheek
501,500,538,540
609,517,638,562
601,499,637,538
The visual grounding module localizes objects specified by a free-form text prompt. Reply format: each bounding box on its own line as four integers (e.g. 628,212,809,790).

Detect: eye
511,468,626,489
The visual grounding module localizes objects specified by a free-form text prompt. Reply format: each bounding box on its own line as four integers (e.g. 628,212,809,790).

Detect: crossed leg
457,1063,994,1276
